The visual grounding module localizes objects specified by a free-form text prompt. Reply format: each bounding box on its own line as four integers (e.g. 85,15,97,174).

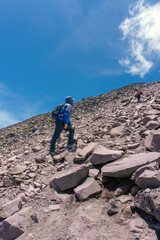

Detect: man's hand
64,124,68,129
72,125,76,129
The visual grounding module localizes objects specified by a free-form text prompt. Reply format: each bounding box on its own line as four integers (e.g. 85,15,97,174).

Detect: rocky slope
1,81,160,240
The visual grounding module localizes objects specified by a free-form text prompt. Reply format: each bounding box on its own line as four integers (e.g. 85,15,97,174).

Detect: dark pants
50,118,75,153
137,95,140,102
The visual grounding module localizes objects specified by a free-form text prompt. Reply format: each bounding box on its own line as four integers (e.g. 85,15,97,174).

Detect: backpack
135,91,141,97
51,104,64,119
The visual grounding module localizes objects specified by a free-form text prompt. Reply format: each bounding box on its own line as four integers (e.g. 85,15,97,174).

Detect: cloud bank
119,0,160,77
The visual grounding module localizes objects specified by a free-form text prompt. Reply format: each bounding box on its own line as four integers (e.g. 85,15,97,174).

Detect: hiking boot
49,152,56,158
66,144,73,151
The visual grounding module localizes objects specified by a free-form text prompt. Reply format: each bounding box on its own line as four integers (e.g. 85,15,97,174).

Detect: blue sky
0,0,160,128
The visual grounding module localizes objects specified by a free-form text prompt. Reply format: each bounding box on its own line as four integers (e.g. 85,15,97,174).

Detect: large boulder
74,178,102,201
134,188,160,222
90,145,123,165
0,207,31,240
50,163,92,191
135,170,160,189
74,142,97,162
0,197,22,220
101,152,160,178
131,162,159,181
145,130,160,152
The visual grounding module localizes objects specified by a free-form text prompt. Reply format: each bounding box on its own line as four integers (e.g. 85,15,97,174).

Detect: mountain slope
0,81,160,240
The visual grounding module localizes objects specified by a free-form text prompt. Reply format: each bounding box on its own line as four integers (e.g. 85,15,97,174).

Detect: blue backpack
51,104,64,119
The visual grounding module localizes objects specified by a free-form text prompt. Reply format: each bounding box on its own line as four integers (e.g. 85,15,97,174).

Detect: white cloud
119,0,160,77
93,68,123,77
0,110,19,128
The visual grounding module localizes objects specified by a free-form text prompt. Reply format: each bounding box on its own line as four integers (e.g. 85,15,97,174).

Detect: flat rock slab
9,165,27,175
0,197,22,220
145,130,160,152
131,162,159,181
74,178,102,201
50,163,92,191
134,188,160,222
74,142,97,162
101,152,160,178
135,170,160,189
90,145,123,165
0,207,31,240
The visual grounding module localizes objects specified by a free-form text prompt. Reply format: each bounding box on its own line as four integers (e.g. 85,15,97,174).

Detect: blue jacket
57,103,72,125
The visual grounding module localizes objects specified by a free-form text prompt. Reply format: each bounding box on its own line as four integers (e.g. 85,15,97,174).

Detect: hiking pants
50,118,75,153
137,95,140,102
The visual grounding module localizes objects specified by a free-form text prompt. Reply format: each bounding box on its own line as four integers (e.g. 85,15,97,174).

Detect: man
49,96,75,157
135,90,143,102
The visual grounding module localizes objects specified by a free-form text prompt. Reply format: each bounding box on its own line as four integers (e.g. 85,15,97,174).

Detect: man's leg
65,125,75,147
50,119,64,153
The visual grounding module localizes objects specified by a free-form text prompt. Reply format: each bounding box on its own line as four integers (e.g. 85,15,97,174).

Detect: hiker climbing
135,90,143,103
49,96,75,158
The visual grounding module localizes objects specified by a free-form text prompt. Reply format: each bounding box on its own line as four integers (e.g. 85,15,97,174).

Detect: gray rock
0,197,22,220
127,143,140,149
9,165,27,175
142,116,157,125
54,150,69,162
117,195,133,204
131,185,140,196
135,170,160,189
131,162,159,181
0,207,31,240
144,109,160,116
145,130,160,152
74,178,102,201
35,154,46,163
101,152,160,178
110,125,125,137
90,145,123,165
134,188,160,222
146,121,160,130
89,168,99,179
74,142,97,162
107,199,119,215
50,163,92,191
115,182,132,197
